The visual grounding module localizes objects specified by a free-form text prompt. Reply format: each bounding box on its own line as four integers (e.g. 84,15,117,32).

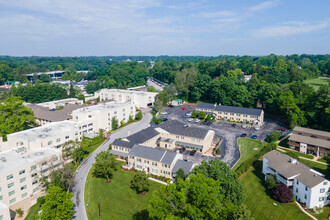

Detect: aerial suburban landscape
0,1,329,220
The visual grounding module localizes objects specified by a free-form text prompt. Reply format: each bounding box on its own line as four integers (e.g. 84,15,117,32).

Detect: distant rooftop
264,150,328,188
95,88,157,95
293,126,330,138
72,102,132,114
289,133,330,149
197,102,263,116
126,127,160,144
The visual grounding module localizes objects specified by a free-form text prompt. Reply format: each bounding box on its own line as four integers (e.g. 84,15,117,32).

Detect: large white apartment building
94,89,157,108
262,151,329,208
72,102,136,133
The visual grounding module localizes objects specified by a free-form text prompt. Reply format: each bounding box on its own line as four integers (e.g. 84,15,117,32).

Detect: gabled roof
196,103,216,110
293,127,330,138
289,133,330,149
215,105,263,116
263,150,328,188
197,102,263,116
172,160,195,176
112,139,135,149
126,127,160,144
128,145,177,165
158,120,211,139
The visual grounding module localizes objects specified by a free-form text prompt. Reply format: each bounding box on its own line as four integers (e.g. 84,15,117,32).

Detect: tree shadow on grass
133,209,151,220
251,160,273,198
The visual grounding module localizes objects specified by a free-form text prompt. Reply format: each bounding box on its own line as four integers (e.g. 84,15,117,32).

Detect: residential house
262,150,329,208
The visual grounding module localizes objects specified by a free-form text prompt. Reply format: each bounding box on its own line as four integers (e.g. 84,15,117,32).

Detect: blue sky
0,0,329,56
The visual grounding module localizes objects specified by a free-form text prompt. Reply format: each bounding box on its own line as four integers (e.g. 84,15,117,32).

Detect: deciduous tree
130,171,150,194
92,151,118,183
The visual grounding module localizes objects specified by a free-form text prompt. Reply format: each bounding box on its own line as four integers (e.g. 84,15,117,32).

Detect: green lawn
233,138,264,170
304,77,330,90
277,148,314,159
240,160,310,220
310,206,330,220
24,199,42,220
85,164,162,220
278,136,289,147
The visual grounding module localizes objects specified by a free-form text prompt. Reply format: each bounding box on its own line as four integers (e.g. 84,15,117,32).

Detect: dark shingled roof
126,127,160,144
196,102,263,116
129,145,177,165
196,103,216,110
215,105,263,116
158,120,210,139
172,160,194,176
112,139,135,149
263,150,328,188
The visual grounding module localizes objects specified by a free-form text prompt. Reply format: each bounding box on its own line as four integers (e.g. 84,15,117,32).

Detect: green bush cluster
148,174,170,182
236,143,277,175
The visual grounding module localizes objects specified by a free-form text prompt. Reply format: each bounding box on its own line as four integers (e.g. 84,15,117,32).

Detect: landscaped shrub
265,175,277,190
130,171,150,194
191,112,198,118
272,183,293,203
215,147,221,155
198,111,206,119
266,131,282,143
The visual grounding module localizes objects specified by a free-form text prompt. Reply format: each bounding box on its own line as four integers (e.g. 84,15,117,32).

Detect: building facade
262,151,329,208
196,103,264,125
288,127,330,157
94,89,157,108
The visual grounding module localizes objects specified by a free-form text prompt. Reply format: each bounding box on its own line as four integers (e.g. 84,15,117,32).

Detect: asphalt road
71,109,152,220
161,104,283,167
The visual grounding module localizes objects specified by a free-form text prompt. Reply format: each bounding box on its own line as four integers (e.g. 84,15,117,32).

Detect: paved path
72,109,152,220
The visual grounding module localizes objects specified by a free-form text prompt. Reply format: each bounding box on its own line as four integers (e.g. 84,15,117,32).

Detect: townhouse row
111,120,216,179
196,103,264,125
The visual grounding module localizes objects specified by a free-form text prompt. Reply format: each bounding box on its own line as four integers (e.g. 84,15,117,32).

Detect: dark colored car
169,105,174,108
149,122,157,127
251,135,258,139
162,118,168,121
179,148,186,153
206,121,212,125
231,124,236,127
49,108,56,111
189,150,197,156
181,107,187,110
240,133,247,137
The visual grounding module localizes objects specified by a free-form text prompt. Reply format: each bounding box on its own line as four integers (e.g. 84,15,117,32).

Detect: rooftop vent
290,158,297,164
0,157,6,162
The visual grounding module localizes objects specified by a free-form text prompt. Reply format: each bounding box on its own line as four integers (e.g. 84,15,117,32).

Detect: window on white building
10,198,16,204
8,183,14,188
20,177,26,183
144,160,149,164
136,165,142,169
33,187,39,193
65,136,69,139
320,188,325,193
319,197,324,201
31,165,36,171
137,158,141,162
8,190,15,196
152,168,158,174
6,174,13,180
56,138,61,142
21,185,27,190
48,141,52,145
22,193,28,199
19,170,25,175
32,180,38,185
152,162,157,166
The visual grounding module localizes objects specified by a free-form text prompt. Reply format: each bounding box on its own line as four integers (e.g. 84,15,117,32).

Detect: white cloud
254,21,329,37
247,1,278,12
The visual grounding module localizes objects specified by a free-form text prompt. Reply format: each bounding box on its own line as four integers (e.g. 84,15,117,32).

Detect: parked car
49,108,56,111
189,150,197,156
162,118,168,121
150,122,157,127
188,118,193,122
169,105,174,108
278,127,288,132
179,148,186,153
203,121,212,125
195,119,200,123
231,124,236,127
254,127,260,131
242,124,247,129
181,107,187,110
161,111,168,115
251,135,258,139
186,112,192,116
240,133,247,137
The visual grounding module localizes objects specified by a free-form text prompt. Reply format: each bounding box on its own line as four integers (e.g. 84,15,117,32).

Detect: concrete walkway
295,202,317,220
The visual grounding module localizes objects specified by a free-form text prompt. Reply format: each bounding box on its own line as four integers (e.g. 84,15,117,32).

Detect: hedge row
236,143,277,176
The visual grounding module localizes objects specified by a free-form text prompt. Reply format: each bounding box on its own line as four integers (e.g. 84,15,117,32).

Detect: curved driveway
72,109,152,220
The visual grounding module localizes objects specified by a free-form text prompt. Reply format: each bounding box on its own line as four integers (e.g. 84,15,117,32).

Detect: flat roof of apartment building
264,150,328,188
157,120,212,139
0,147,61,173
72,102,133,114
6,121,77,143
27,103,84,122
96,88,157,96
197,102,263,116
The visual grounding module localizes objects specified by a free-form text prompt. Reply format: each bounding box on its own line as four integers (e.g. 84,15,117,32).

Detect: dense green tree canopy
92,151,118,183
0,96,35,140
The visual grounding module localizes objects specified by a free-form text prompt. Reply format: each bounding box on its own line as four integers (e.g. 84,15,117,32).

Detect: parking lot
160,104,284,167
